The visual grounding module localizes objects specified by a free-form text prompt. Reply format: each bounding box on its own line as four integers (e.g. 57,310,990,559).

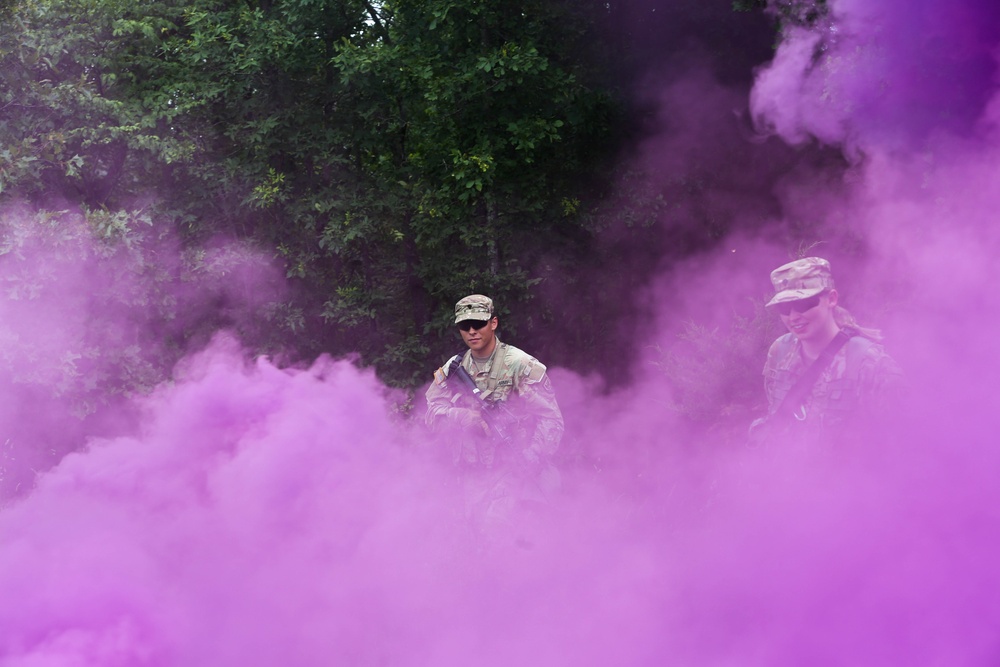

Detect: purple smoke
3,0,1000,664
751,0,1000,151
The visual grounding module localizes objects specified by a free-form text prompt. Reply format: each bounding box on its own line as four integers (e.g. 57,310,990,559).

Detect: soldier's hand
450,407,490,437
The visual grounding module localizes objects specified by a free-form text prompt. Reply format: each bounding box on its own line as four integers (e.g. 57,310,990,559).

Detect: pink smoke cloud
751,0,1000,152
5,1,1000,665
0,337,691,666
0,203,288,496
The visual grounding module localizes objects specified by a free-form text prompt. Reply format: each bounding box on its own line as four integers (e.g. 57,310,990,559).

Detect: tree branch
362,1,391,45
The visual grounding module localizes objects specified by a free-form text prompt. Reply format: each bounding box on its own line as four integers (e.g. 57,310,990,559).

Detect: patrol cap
766,257,835,307
454,294,494,323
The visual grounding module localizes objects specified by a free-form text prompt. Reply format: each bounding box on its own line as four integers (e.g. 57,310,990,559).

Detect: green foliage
0,0,203,203
0,207,170,409
0,0,616,387
283,0,615,382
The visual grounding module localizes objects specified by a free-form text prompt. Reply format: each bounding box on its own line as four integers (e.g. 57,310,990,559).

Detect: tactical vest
461,342,513,404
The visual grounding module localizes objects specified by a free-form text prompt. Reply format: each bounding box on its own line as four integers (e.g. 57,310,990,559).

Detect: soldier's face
459,317,497,354
780,289,839,342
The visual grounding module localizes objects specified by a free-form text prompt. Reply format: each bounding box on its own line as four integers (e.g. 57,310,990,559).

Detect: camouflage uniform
761,329,902,444
425,339,564,466
750,257,902,447
425,295,564,538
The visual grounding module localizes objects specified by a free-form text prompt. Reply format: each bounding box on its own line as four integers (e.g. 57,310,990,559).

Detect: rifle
445,354,520,446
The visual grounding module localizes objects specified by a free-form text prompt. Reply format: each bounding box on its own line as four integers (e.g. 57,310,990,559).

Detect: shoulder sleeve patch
525,359,547,384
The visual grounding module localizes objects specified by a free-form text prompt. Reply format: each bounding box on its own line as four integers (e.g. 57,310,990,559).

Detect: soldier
749,257,901,448
425,294,563,537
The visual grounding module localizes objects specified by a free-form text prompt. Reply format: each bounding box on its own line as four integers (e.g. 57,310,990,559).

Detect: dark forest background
0,0,846,478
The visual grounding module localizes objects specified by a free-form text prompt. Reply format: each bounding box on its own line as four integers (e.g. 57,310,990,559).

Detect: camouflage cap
454,294,494,323
766,257,835,307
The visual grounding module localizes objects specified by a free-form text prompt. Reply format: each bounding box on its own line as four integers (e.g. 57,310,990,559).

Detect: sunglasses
773,293,825,316
457,319,492,332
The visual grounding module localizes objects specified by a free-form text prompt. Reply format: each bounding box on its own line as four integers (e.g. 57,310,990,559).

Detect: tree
324,0,616,382
0,0,619,388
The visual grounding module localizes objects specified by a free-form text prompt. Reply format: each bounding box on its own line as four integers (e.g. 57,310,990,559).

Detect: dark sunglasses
457,319,492,332
773,293,825,316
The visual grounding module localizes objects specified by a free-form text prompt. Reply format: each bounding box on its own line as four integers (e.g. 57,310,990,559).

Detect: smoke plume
3,0,1000,665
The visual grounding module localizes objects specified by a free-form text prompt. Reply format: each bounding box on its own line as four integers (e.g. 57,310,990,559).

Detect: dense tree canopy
0,0,634,386
0,0,819,407
0,0,869,498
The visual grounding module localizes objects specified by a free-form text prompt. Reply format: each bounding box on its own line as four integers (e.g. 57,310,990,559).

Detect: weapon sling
775,329,853,421
482,343,508,400
445,352,517,446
